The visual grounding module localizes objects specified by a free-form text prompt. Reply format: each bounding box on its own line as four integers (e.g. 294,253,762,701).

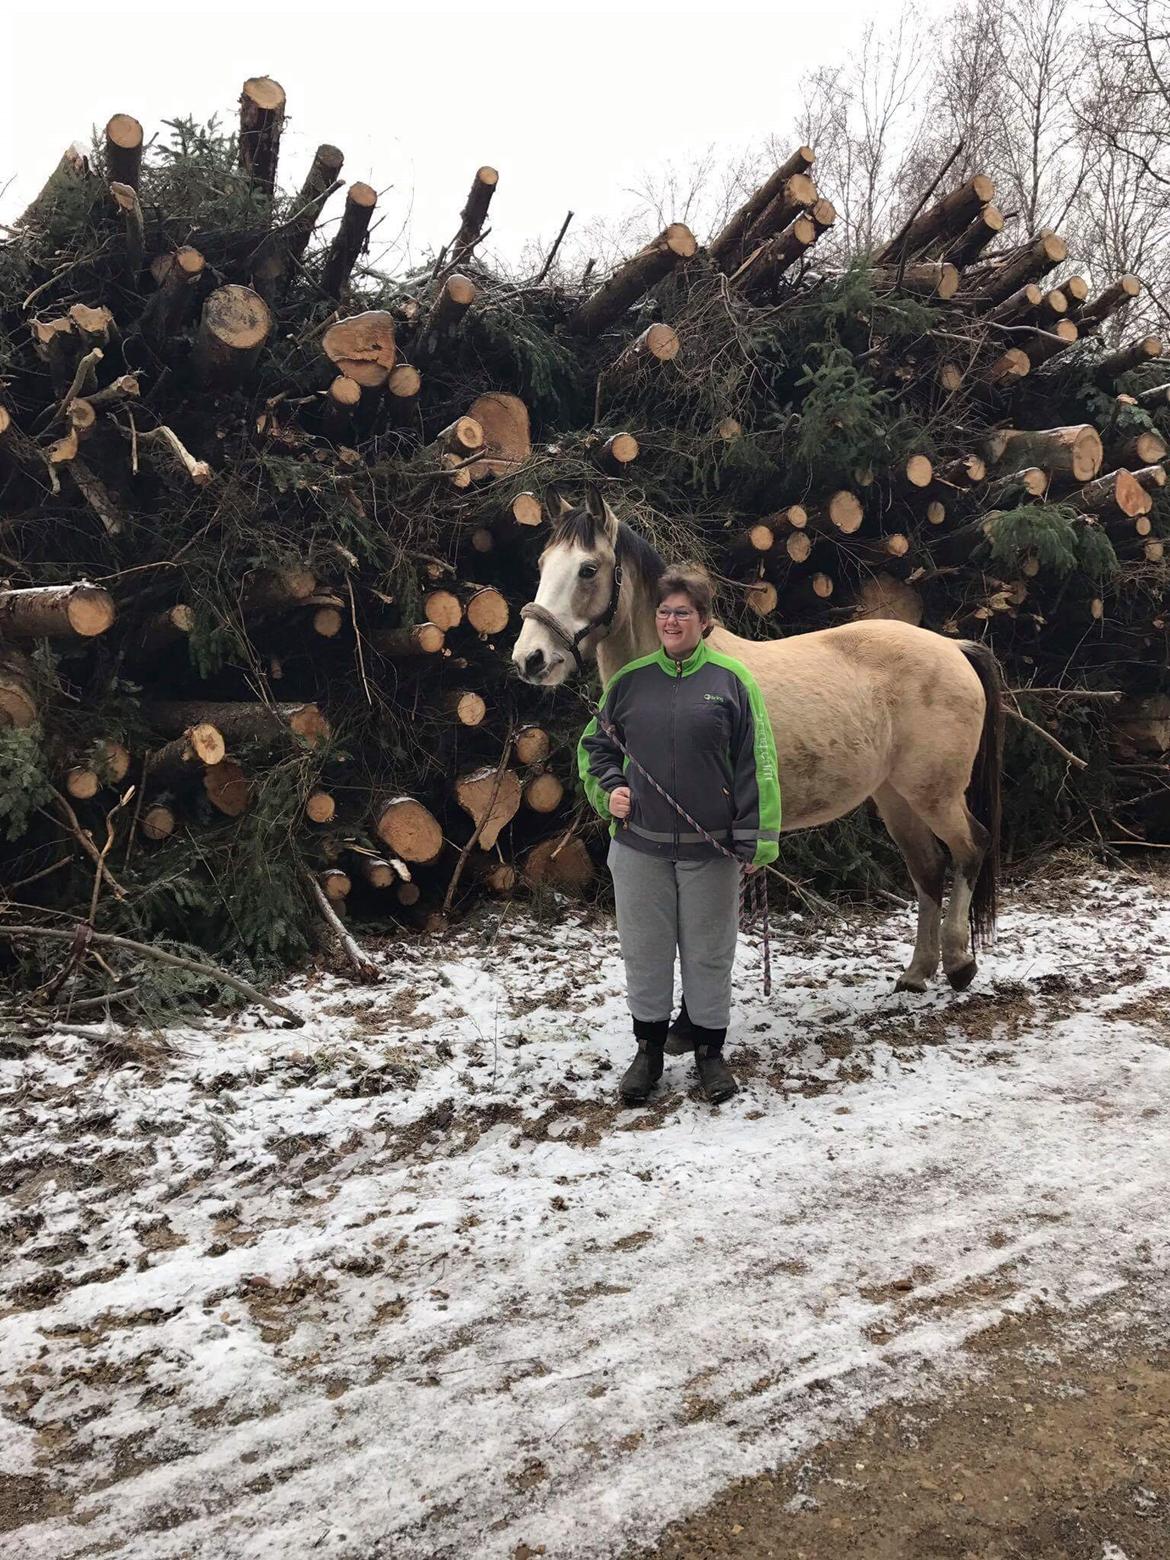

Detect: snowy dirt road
1,865,1169,1559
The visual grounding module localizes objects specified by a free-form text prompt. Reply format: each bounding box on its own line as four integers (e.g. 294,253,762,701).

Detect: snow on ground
2,867,1169,1559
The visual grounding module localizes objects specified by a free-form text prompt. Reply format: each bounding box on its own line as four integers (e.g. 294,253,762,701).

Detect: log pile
0,82,1167,1002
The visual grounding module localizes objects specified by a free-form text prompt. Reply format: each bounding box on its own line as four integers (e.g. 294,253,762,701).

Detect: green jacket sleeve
577,677,627,821
729,666,781,867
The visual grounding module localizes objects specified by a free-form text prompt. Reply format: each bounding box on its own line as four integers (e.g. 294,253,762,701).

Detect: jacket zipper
670,657,683,858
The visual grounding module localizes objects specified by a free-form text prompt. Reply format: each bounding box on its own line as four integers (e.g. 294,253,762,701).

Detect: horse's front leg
873,785,945,992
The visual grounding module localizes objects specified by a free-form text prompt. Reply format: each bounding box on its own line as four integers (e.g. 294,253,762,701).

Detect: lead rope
579,693,773,998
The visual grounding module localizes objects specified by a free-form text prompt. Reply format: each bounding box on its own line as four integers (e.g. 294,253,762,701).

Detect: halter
519,544,624,675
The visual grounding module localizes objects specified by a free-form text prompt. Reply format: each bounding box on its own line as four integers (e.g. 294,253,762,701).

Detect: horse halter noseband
519,546,624,674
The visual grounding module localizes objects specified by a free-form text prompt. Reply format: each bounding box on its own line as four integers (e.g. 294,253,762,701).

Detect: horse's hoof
946,960,977,991
894,974,927,994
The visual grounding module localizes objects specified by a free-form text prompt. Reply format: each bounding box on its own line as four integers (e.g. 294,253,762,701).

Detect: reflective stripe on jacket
577,640,781,866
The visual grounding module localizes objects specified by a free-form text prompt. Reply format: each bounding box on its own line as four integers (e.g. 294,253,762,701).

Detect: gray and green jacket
577,640,781,867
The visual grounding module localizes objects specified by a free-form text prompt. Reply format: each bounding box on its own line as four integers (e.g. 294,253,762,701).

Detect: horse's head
513,487,624,686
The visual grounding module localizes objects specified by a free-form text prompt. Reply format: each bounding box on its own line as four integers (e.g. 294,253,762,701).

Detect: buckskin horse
513,490,1004,991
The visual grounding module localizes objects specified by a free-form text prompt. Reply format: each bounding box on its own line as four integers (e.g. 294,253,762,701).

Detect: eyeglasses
655,607,696,621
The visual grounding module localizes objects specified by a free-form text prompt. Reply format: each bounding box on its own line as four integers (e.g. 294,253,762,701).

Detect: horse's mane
548,508,666,596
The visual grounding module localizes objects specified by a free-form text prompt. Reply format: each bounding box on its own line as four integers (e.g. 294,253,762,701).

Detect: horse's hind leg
873,783,946,992
910,792,990,991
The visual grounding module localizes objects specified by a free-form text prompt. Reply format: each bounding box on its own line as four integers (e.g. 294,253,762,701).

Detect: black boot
664,996,697,1056
692,1025,737,1104
620,1019,667,1104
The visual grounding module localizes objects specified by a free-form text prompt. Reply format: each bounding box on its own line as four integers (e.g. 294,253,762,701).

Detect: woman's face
656,591,707,658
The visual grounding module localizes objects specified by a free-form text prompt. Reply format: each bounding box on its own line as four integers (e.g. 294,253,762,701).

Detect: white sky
1,1,937,273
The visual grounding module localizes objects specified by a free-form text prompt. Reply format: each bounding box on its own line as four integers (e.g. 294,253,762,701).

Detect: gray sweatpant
607,838,741,1028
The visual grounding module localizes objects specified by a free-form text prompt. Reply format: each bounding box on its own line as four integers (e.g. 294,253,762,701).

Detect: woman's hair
656,564,715,635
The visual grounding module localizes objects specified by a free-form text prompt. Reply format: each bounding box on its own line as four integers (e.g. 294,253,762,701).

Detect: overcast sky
2,1,941,272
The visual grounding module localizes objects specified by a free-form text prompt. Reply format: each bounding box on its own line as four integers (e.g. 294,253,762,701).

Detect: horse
512,489,1005,992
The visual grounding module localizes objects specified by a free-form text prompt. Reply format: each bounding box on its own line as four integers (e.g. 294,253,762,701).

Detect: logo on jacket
702,693,727,705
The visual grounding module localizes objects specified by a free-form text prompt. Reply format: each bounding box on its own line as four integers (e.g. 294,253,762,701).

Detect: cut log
523,772,564,813
375,795,444,863
147,700,329,749
571,224,697,338
30,317,78,395
376,622,445,657
454,765,522,851
735,214,818,293
595,431,640,473
355,855,402,889
452,166,498,264
1060,275,1091,312
938,361,964,392
322,311,397,388
811,197,837,236
64,766,100,801
868,262,959,300
67,303,116,348
435,416,485,457
444,690,487,726
140,803,176,842
423,589,463,630
109,181,145,274
319,868,351,903
1024,317,1079,368
464,586,509,635
1067,469,1153,519
942,204,1005,267
853,575,924,625
1135,381,1170,410
0,650,37,728
137,247,206,345
937,454,987,486
708,146,815,266
146,723,225,783
87,373,141,411
522,833,595,895
876,174,995,264
982,467,1049,505
245,566,317,608
986,282,1045,324
305,789,336,824
983,347,1031,385
238,77,285,195
322,375,361,436
848,532,911,563
396,882,423,908
502,490,543,530
1097,337,1163,379
193,285,273,383
473,858,517,895
385,362,422,417
1131,463,1168,492
321,182,377,299
1076,275,1142,335
806,490,864,535
466,392,532,474
416,273,477,360
1109,432,1168,468
743,580,779,616
104,115,143,189
783,529,813,563
282,144,345,268
610,323,681,382
987,425,1103,483
732,522,775,556
924,499,947,525
970,233,1068,305
0,583,115,639
742,173,819,252
204,760,251,817
898,454,934,490
515,725,551,765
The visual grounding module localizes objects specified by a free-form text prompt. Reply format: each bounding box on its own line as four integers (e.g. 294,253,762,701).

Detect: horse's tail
961,641,1004,949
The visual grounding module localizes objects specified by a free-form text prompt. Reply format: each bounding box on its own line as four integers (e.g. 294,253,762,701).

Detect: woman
578,565,781,1105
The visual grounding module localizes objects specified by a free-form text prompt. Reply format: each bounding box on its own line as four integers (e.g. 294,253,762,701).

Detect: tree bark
742,173,819,252
0,649,38,727
451,166,498,266
238,77,286,195
321,182,377,299
104,114,143,190
415,273,477,360
146,723,225,783
868,261,959,300
571,225,697,338
136,247,206,346
1075,275,1142,335
875,174,995,263
1068,468,1153,519
1097,337,1163,379
708,146,815,266
193,285,272,383
204,760,251,817
986,425,1103,483
283,144,345,267
109,182,145,275
147,700,330,748
941,203,1004,267
0,583,115,639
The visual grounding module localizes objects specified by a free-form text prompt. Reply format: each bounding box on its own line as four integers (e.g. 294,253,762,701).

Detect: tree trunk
454,766,522,850
986,425,1103,483
609,323,681,381
523,772,564,813
876,173,995,263
1135,381,1170,410
140,803,176,842
319,867,351,903
1097,337,1163,379
423,588,463,629
734,214,818,294
571,224,697,338
282,144,345,267
936,454,987,486
969,233,1069,306
322,311,397,387
0,649,38,727
385,362,422,421
321,182,377,300
238,76,286,195
464,586,509,635
941,203,1004,267
1024,318,1079,368
193,285,272,383
204,760,251,817
147,700,330,748
415,273,477,360
983,347,1032,385
375,622,445,657
322,375,361,436
805,490,864,534
375,795,444,863
109,181,145,275
981,467,1049,505
0,583,115,639
708,146,815,265
104,114,143,190
742,173,819,252
1108,433,1167,468
743,579,779,616
1075,275,1142,335
306,789,336,823
451,166,498,265
136,247,206,346
867,261,959,300
1067,469,1153,519
245,566,317,609
465,392,531,475
146,723,226,783
594,431,640,473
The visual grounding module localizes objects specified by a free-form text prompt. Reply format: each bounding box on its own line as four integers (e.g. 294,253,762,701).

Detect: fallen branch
442,733,515,915
1005,705,1088,769
0,922,303,1026
304,868,381,982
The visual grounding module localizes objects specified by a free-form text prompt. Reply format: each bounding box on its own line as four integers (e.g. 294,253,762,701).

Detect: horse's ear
585,483,620,545
547,485,574,517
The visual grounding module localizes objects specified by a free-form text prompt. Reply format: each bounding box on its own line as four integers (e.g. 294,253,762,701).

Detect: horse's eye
579,565,598,580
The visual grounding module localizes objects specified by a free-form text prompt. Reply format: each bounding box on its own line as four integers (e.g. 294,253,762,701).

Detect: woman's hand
608,786,632,820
